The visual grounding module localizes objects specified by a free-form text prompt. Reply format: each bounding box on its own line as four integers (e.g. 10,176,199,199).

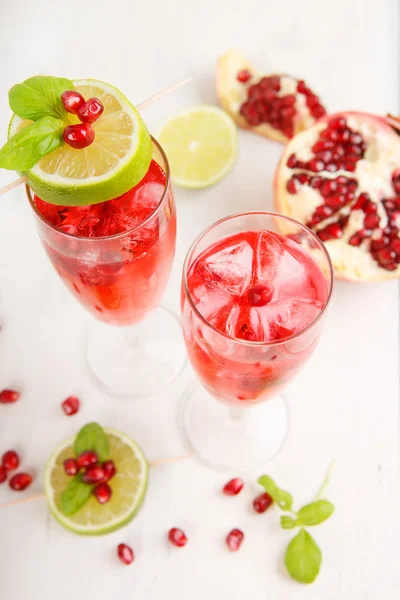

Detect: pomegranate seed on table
77,97,104,124
61,396,80,416
226,529,244,552
61,90,85,114
76,451,98,469
63,123,95,150
93,482,112,504
63,458,78,476
253,492,273,513
0,389,20,404
168,528,188,547
2,450,20,471
82,464,105,484
9,472,32,491
0,466,6,483
101,460,116,482
117,543,134,565
223,478,244,496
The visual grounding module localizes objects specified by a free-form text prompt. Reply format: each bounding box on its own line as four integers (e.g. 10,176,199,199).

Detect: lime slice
9,79,152,206
157,105,237,188
44,428,148,535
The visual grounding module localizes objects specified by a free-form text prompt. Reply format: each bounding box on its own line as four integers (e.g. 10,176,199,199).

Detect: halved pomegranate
217,49,326,143
275,112,400,281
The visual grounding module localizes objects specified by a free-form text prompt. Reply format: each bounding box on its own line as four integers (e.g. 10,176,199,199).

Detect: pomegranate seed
61,90,85,114
117,543,134,565
390,238,400,254
64,458,78,476
364,213,380,229
326,195,345,210
359,228,372,239
9,472,32,491
247,284,273,307
83,464,105,484
349,233,362,247
371,236,390,252
310,176,322,188
307,159,325,172
253,492,273,513
286,177,297,194
168,528,188,547
223,478,244,496
61,396,80,416
76,451,98,469
77,97,104,124
63,123,95,149
226,529,244,552
317,222,343,241
0,466,6,484
377,248,396,265
2,450,20,471
0,389,20,404
286,154,297,168
315,205,333,219
101,460,116,482
93,482,112,504
350,132,363,144
297,80,308,94
237,69,251,83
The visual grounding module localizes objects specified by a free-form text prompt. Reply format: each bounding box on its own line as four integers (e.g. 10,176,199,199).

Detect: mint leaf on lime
0,116,64,171
9,75,74,121
284,529,322,584
74,422,109,462
296,500,334,527
258,475,293,510
60,474,93,516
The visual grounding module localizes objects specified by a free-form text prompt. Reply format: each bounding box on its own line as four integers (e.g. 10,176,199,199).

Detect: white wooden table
0,1,399,598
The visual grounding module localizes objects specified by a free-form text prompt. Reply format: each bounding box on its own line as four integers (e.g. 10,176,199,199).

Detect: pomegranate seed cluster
61,90,104,150
238,73,325,139
63,451,116,504
285,116,400,271
0,448,33,491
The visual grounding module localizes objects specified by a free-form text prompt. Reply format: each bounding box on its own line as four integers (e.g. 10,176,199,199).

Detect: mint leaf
285,529,322,584
9,75,74,121
297,500,334,526
0,117,64,171
60,474,93,516
280,515,297,529
258,475,293,510
74,422,109,462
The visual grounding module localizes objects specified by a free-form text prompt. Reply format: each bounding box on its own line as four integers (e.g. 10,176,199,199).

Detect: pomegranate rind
274,111,400,282
44,428,148,535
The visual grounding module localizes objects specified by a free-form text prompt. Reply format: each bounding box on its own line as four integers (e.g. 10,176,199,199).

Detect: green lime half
9,79,152,206
44,428,148,535
157,105,237,188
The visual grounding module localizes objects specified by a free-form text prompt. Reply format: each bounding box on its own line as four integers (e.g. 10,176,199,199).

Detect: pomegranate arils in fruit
364,213,380,229
0,389,20,404
77,97,104,124
226,528,244,552
61,90,85,114
61,396,80,416
117,543,134,565
223,477,244,496
63,123,95,149
0,466,6,484
64,458,78,476
317,222,343,241
93,482,112,504
253,492,273,513
168,528,188,547
76,450,98,469
82,464,105,484
237,69,251,83
9,472,32,491
101,460,116,482
2,450,20,471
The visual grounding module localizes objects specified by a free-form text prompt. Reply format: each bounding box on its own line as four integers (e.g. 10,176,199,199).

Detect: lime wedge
157,105,237,188
9,79,152,206
44,428,148,535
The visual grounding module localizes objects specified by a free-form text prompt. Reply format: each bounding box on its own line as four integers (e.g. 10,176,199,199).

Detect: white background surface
0,0,399,598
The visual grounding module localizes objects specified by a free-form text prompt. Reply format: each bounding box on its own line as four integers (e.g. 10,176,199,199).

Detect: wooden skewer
0,77,192,197
0,452,194,510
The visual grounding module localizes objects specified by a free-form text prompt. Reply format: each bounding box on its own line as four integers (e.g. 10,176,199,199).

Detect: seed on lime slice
44,428,148,535
8,79,152,206
157,105,237,188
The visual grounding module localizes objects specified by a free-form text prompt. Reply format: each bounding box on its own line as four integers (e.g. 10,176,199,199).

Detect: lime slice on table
157,105,237,188
44,428,148,535
9,79,152,206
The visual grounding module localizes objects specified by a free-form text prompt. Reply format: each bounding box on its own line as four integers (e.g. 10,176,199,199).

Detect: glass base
178,382,289,471
85,306,186,398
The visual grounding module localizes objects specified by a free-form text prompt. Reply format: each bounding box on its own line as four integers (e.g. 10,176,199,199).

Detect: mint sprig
60,422,109,516
9,75,74,121
258,466,335,584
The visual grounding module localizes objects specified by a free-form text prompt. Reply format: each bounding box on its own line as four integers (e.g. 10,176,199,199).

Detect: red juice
34,159,176,325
